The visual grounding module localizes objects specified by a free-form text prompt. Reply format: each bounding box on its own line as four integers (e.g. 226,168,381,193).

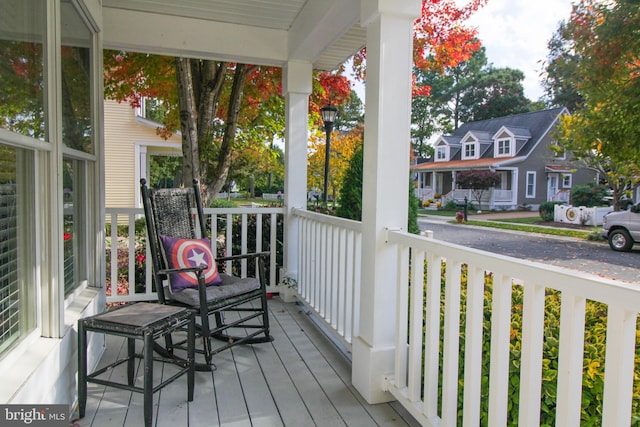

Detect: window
0,144,36,357
436,146,447,161
136,97,168,123
0,0,43,358
496,138,512,156
552,141,566,159
2,0,99,351
61,1,93,154
562,174,572,188
526,171,536,198
463,142,476,159
0,0,46,140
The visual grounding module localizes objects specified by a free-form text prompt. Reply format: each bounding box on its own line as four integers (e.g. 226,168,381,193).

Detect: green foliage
458,66,532,123
539,201,564,222
213,212,283,282
570,183,609,207
336,147,363,221
408,179,420,235
209,198,236,208
429,264,640,426
549,0,640,209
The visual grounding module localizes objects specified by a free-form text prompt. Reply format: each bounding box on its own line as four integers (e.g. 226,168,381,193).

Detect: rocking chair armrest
216,251,270,263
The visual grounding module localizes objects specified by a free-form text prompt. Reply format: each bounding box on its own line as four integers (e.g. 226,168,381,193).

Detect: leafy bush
337,147,363,221
105,235,147,296
408,179,420,234
539,201,564,221
210,198,237,208
428,263,640,426
571,183,609,207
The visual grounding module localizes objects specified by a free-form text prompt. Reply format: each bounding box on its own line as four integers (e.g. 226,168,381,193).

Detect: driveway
418,215,640,285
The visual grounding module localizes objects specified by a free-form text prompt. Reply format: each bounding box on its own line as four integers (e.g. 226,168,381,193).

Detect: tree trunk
175,57,200,186
204,63,254,204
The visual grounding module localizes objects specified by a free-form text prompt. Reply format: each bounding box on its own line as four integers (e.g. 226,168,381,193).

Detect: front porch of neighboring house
415,170,517,210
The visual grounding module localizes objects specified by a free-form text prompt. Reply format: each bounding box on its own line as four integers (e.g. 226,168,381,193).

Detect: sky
351,0,573,103
467,0,573,100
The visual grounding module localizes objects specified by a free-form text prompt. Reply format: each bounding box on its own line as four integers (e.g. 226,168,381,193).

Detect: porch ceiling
101,0,366,71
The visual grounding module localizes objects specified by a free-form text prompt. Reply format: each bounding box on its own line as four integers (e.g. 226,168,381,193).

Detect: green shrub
427,263,640,426
571,183,609,207
408,179,420,234
209,198,236,208
539,201,564,221
337,147,363,221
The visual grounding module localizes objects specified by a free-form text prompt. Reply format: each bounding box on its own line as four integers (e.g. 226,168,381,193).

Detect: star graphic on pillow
188,248,207,266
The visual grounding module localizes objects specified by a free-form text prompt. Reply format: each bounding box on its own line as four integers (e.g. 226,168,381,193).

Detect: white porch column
282,61,312,286
353,0,420,403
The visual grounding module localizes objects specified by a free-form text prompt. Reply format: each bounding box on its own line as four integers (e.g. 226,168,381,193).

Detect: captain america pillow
159,236,222,292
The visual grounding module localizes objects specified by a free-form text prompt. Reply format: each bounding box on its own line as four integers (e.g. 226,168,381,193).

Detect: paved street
418,215,640,285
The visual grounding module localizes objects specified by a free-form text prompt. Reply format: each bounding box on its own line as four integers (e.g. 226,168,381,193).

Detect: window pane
61,1,93,153
0,144,35,357
0,0,46,139
63,159,78,296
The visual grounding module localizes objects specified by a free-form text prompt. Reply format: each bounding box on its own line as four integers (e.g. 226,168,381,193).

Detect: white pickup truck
601,202,640,251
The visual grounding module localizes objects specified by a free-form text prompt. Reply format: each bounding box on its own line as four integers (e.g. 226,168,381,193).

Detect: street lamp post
320,105,338,205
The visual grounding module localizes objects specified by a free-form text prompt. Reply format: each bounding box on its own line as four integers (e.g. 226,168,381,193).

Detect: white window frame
462,142,477,159
562,173,572,188
495,138,513,157
552,141,566,159
435,145,448,161
526,171,536,198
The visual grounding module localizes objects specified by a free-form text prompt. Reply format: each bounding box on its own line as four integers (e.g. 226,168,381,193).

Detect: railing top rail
106,207,285,215
202,207,285,215
387,229,640,311
291,207,362,232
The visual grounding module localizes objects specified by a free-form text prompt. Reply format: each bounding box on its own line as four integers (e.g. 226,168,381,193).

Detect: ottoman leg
143,332,154,427
77,320,87,418
127,337,136,386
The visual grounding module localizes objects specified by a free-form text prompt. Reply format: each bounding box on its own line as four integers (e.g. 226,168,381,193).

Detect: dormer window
462,142,478,159
435,145,448,161
496,138,513,157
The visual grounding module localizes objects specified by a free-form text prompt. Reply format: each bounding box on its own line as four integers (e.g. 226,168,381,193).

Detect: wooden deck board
75,298,417,427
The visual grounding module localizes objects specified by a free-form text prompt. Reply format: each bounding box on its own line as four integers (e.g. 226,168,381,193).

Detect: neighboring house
411,107,597,210
104,99,182,208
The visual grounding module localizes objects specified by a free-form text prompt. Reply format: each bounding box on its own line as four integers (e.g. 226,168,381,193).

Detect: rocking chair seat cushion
160,236,222,291
170,273,261,307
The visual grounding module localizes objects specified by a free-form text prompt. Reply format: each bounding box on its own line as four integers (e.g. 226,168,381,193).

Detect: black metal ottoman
78,302,195,427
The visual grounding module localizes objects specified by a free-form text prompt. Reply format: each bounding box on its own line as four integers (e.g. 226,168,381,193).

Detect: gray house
411,107,597,210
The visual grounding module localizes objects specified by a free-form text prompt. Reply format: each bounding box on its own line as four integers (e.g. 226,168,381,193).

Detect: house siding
104,100,182,208
411,108,598,209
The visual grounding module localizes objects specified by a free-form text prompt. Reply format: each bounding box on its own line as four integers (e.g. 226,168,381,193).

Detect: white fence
385,229,639,427
105,207,285,304
292,208,362,352
555,205,613,226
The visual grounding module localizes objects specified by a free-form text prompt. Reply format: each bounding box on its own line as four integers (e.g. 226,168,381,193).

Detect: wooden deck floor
73,298,418,427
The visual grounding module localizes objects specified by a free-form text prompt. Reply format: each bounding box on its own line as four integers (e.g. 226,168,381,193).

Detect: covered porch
75,297,417,426
1,1,639,427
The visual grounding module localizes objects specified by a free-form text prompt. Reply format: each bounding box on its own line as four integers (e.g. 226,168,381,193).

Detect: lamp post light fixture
320,105,338,204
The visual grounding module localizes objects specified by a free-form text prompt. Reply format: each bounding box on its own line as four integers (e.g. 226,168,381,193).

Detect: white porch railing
492,188,513,202
105,207,285,304
292,208,362,352
385,229,639,427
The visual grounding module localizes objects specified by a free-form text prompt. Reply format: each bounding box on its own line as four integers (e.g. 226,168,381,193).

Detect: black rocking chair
140,179,273,370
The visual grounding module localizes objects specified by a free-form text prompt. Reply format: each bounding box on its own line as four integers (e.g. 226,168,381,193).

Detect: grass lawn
462,220,601,240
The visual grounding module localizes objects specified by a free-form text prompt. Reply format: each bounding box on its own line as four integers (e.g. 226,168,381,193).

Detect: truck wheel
608,229,633,252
